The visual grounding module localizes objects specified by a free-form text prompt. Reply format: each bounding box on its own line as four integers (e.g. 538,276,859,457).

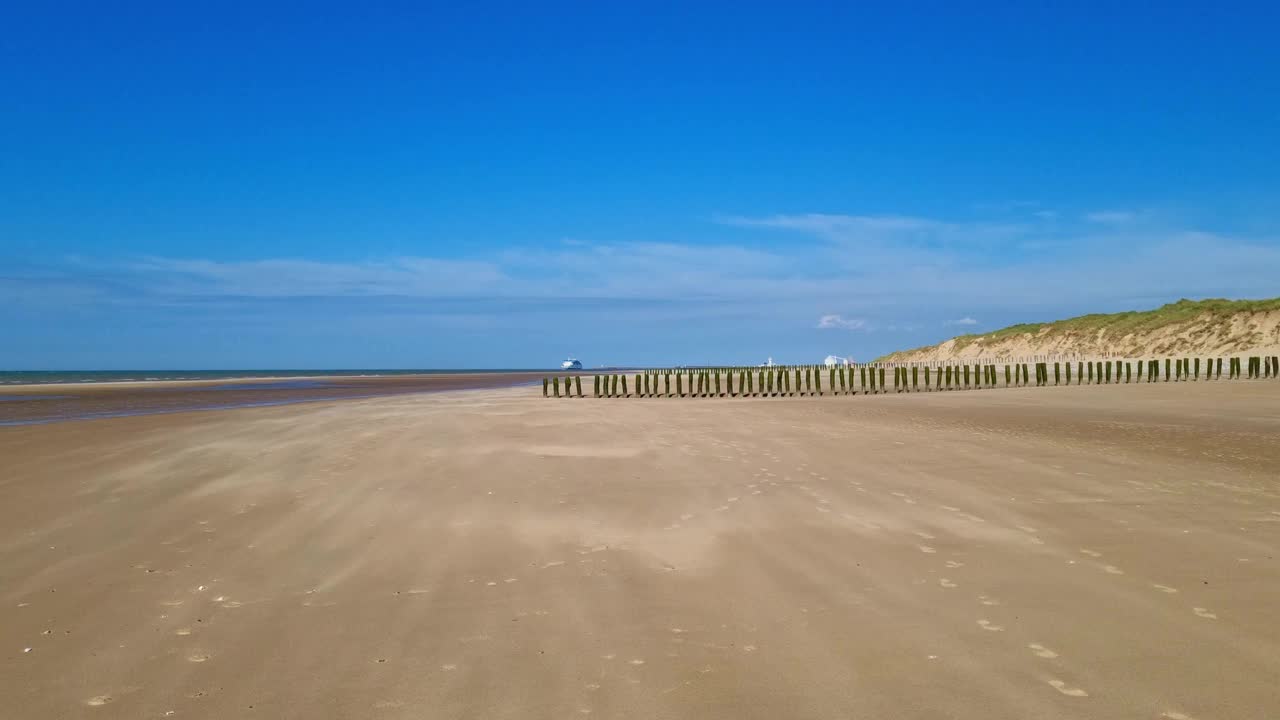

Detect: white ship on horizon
561,357,583,370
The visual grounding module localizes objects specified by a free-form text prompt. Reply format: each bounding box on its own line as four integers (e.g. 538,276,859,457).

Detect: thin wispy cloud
9,213,1279,353
817,314,869,331
1085,210,1138,224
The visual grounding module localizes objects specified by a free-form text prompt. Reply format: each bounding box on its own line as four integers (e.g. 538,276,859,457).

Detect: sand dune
2,382,1279,718
881,298,1280,362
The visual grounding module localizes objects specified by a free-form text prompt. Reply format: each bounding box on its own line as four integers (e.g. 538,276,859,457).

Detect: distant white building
823,355,852,367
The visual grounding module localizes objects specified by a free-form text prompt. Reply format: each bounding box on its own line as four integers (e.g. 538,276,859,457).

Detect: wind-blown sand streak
1,381,1278,719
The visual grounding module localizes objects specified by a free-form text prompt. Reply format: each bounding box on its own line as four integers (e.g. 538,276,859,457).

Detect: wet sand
2,381,1278,719
0,372,560,426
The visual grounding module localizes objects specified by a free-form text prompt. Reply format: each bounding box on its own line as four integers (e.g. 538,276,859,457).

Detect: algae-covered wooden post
553,376,560,398
543,377,549,397
576,376,583,397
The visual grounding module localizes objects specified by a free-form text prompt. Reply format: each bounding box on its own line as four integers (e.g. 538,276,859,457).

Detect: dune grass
878,298,1280,362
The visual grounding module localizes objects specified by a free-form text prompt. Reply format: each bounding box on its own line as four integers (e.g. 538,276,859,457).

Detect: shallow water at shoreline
0,373,547,426
0,369,548,385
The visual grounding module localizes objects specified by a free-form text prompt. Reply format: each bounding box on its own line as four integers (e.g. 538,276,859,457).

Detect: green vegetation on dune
877,298,1280,362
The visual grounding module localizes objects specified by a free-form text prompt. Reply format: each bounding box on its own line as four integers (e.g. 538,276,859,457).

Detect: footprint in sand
1192,607,1217,620
913,531,936,540
1028,643,1058,658
1102,565,1124,575
1152,584,1178,594
939,579,957,588
1161,712,1195,720
977,619,1004,632
1080,549,1102,558
945,560,964,568
1047,679,1088,697
918,545,937,554
628,659,645,665
187,653,210,663
86,696,113,706
978,595,1000,606
175,628,192,636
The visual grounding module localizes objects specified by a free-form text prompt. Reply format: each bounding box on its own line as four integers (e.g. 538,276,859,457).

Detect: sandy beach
2,381,1279,719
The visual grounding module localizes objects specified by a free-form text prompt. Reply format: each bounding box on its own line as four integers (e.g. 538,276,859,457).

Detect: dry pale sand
2,382,1279,719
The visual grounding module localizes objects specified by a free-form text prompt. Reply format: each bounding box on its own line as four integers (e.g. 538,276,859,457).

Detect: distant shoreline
0,371,557,426
0,369,570,389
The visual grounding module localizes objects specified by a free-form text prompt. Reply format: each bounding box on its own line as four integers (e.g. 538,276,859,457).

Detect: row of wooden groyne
543,356,1279,398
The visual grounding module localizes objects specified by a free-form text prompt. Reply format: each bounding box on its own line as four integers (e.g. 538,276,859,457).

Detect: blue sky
3,2,1279,368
